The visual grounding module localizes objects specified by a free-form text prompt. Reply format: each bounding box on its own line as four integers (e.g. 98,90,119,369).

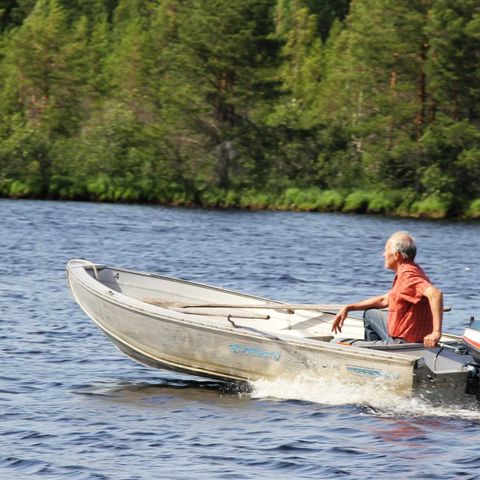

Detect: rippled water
1,198,480,479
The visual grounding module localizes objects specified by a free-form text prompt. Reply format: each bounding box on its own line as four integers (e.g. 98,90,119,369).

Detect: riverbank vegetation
0,0,479,218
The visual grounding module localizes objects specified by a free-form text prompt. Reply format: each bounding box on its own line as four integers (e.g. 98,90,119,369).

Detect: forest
0,0,479,218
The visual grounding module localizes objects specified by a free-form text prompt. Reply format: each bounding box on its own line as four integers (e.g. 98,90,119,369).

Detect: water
1,198,480,479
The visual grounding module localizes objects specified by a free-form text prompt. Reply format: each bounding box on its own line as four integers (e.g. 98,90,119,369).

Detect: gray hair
389,231,417,260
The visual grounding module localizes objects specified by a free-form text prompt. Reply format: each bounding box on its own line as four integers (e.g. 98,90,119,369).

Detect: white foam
250,375,480,419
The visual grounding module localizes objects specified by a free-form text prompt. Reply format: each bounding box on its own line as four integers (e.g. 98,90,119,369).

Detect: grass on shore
1,178,478,219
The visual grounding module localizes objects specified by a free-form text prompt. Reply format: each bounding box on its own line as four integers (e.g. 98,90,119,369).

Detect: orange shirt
388,262,433,343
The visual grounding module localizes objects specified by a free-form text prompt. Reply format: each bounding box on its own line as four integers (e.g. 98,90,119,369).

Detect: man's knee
363,308,387,323
363,309,388,341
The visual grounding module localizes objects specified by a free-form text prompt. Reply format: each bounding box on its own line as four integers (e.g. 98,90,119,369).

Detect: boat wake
250,376,480,419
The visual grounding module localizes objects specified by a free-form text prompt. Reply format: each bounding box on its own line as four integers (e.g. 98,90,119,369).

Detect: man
331,231,443,348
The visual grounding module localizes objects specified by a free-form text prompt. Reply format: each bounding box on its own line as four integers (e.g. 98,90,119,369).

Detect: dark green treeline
0,0,479,217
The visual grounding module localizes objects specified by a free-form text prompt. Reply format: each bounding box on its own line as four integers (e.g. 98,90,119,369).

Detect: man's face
383,240,398,270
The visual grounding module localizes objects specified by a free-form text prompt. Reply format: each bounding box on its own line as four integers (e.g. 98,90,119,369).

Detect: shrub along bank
2,179,479,219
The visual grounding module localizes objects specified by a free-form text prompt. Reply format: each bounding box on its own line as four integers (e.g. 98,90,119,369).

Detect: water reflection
73,378,252,405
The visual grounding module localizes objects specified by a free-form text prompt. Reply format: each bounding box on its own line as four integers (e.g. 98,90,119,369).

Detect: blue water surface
1,199,479,479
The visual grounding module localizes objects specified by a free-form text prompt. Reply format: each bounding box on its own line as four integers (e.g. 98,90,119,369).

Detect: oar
171,308,270,320
174,303,451,313
143,299,270,319
175,303,345,312
146,299,451,313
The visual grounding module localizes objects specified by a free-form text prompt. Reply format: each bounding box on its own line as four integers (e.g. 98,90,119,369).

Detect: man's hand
423,331,441,348
332,306,349,334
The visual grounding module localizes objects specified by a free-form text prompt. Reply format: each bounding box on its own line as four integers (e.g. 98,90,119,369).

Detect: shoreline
2,188,480,220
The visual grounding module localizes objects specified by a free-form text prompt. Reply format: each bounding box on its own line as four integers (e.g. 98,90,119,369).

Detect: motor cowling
463,317,480,399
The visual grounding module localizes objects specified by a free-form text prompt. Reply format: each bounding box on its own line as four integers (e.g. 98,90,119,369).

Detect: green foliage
2,0,91,136
198,188,241,208
466,199,480,219
394,189,417,216
285,187,323,210
198,188,226,207
316,190,344,211
0,117,51,195
272,1,323,128
456,148,480,198
427,0,480,122
239,190,276,209
8,179,32,197
367,191,401,215
410,195,452,219
419,164,454,200
0,0,479,218
279,187,344,211
343,191,372,213
0,0,36,32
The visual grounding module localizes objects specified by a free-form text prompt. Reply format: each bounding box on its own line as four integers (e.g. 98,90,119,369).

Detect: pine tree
427,0,480,122
262,0,330,186
0,0,92,195
317,0,433,189
158,0,279,191
420,0,480,203
4,0,90,135
271,0,322,128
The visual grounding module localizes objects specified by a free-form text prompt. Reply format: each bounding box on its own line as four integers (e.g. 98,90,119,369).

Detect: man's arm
331,293,389,334
422,285,443,348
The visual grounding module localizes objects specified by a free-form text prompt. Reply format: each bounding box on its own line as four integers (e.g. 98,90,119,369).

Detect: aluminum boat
66,259,480,401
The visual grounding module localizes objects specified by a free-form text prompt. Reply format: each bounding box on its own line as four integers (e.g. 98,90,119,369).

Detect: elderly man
331,231,443,348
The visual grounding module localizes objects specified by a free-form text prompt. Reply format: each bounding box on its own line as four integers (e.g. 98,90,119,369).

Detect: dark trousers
362,309,406,345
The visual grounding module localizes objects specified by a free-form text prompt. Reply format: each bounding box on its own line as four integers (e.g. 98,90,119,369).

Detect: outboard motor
462,317,480,399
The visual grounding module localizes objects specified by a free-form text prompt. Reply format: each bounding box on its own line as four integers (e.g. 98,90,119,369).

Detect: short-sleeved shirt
387,262,433,343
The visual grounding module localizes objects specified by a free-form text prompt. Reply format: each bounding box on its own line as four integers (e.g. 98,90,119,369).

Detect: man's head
383,231,416,270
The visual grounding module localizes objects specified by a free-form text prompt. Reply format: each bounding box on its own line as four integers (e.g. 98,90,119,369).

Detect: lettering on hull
229,343,281,361
346,365,400,379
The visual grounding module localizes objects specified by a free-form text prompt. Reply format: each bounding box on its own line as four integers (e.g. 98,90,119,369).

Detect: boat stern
411,339,480,402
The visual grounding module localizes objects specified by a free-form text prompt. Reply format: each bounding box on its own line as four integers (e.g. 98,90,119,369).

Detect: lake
1,198,479,479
